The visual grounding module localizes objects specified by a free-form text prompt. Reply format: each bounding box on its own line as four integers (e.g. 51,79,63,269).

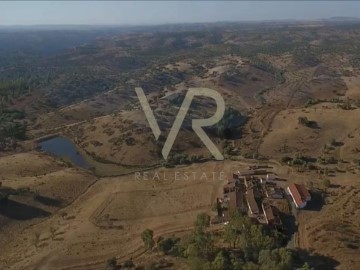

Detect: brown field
2,150,358,269
297,184,360,270
0,152,97,203
259,103,360,161
0,160,242,269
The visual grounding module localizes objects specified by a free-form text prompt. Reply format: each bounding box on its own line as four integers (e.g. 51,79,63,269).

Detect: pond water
38,136,90,170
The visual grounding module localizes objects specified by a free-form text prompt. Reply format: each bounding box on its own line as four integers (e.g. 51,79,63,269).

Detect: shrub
157,237,181,255
123,259,135,269
106,257,117,269
322,179,331,189
195,213,210,231
298,116,318,128
141,229,155,250
281,156,293,164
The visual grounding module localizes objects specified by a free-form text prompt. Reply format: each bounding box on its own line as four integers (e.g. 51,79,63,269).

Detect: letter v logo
135,87,225,161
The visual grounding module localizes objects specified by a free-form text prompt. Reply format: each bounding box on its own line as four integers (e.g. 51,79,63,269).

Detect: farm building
287,183,311,208
223,179,248,214
214,168,287,227
265,186,284,199
246,189,260,215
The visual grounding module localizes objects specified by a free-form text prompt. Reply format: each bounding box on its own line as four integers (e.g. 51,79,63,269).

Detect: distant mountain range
323,16,360,21
0,17,360,31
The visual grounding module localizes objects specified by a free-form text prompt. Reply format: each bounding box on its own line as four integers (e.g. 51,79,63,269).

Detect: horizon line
0,16,360,28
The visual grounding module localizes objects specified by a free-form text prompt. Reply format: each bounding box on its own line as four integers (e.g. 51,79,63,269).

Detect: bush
322,179,331,189
290,155,316,166
167,153,190,165
123,259,135,269
195,213,210,231
105,257,117,269
157,237,181,255
141,229,155,250
298,116,318,128
281,156,293,164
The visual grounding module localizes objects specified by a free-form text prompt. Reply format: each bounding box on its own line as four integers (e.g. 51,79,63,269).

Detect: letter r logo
135,87,225,161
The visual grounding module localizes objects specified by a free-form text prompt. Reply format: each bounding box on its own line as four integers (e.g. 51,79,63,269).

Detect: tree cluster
139,212,312,270
216,108,247,140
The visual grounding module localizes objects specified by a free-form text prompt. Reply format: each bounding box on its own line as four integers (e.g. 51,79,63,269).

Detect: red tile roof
288,183,310,207
297,184,311,200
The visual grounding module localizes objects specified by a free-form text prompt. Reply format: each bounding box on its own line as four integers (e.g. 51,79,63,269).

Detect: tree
224,212,251,249
123,259,135,269
224,221,239,248
298,117,309,126
195,213,210,231
185,229,214,260
243,262,260,270
187,257,210,270
216,108,247,139
296,262,314,270
157,236,179,255
258,248,293,270
141,229,155,250
212,201,222,216
212,250,232,270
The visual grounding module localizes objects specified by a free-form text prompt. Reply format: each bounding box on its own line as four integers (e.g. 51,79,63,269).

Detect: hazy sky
1,1,360,26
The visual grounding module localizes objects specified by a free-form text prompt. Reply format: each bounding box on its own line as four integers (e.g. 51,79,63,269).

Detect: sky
0,1,360,26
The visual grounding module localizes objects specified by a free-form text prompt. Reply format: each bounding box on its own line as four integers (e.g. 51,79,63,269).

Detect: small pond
38,136,90,170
